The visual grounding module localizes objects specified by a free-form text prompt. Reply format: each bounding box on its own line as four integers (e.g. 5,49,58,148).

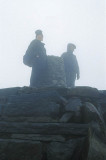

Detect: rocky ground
0,86,105,160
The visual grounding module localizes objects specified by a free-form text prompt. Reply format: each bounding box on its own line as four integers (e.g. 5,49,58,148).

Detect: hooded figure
23,30,47,87
61,43,80,87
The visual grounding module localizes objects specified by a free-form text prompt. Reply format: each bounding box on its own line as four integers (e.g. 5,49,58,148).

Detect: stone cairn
34,55,66,87
0,56,105,160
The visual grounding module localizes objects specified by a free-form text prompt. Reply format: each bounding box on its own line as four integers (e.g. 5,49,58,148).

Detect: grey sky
0,0,106,89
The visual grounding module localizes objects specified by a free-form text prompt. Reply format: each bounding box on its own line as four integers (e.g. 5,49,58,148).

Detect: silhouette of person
61,43,80,87
23,30,47,87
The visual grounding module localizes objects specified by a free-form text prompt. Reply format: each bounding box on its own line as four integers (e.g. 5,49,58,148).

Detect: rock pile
33,56,66,88
0,86,105,160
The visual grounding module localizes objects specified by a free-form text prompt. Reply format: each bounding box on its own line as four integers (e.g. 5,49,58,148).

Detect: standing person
23,30,47,87
61,43,80,87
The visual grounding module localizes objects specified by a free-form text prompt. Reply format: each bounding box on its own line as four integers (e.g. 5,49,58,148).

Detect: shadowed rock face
0,86,106,160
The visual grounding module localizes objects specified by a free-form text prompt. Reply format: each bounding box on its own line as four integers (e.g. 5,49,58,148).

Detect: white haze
0,0,106,90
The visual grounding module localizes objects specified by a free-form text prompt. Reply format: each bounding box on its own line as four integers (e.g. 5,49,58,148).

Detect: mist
0,0,106,89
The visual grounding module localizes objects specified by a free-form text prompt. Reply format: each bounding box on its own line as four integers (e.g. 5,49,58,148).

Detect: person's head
67,43,76,52
35,30,43,41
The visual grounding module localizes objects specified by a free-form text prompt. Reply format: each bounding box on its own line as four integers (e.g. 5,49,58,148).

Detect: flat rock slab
69,86,100,98
47,138,87,160
0,139,42,160
0,122,89,136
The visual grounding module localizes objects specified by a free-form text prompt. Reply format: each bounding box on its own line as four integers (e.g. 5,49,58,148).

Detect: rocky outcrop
0,86,106,160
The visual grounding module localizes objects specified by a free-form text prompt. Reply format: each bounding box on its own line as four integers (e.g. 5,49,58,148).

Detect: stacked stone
37,55,66,88
0,86,106,160
46,56,66,87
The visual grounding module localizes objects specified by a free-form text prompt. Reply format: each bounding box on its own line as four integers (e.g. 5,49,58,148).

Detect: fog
0,0,106,90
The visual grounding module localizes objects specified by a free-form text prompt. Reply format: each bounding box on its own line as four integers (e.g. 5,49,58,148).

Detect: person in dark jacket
61,43,80,87
23,30,47,87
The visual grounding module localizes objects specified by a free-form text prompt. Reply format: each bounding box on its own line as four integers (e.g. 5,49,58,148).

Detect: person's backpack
23,54,32,67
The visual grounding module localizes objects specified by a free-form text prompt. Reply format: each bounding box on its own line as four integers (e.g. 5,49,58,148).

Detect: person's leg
69,79,75,87
30,71,37,87
66,73,71,87
66,72,75,88
30,66,38,87
30,65,46,87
